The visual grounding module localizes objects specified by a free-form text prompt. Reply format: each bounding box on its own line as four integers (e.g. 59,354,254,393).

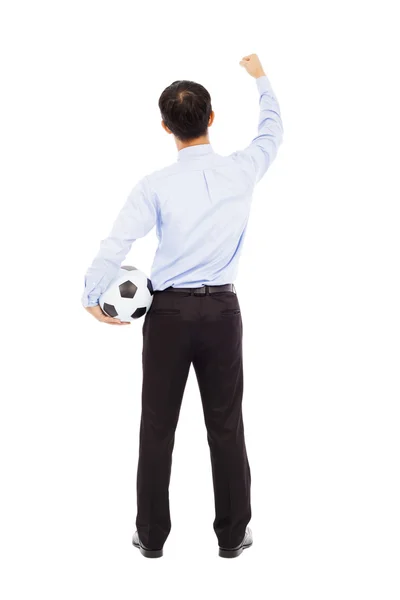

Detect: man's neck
176,136,210,151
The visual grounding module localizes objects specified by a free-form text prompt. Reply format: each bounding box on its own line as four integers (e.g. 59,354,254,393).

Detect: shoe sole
132,540,163,558
218,540,253,558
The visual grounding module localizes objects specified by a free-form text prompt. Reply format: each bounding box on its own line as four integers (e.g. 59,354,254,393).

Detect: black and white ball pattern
99,265,154,321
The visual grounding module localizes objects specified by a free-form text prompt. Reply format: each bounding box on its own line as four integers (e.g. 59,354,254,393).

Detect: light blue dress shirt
81,75,283,307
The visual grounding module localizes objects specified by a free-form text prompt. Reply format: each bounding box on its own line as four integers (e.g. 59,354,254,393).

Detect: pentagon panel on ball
103,303,118,318
99,265,154,322
119,280,138,299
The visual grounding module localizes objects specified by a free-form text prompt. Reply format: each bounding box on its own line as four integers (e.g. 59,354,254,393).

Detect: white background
1,0,399,598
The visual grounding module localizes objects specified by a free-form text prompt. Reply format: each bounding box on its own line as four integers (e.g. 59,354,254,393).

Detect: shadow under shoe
218,526,253,558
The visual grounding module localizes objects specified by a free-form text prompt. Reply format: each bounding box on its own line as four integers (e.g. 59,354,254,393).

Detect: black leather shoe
218,526,253,558
132,531,163,558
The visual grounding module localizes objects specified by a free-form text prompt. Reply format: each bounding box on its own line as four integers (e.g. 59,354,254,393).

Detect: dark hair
158,80,212,142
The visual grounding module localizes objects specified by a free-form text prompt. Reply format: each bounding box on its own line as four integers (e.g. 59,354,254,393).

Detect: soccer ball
99,265,154,322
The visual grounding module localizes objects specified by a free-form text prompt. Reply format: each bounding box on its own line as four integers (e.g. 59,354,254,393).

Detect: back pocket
151,308,181,315
221,308,241,316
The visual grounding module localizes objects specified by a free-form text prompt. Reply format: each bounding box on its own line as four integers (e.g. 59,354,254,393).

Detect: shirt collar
177,143,214,161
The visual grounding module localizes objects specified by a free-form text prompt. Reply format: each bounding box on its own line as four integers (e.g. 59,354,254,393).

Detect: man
81,53,283,558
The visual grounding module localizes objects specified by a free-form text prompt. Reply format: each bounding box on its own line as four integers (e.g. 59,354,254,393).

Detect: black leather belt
156,283,236,295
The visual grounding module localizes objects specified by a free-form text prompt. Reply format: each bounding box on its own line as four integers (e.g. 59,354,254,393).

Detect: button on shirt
81,75,283,307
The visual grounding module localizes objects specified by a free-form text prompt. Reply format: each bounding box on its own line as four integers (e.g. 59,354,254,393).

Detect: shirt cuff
81,293,100,308
256,74,272,95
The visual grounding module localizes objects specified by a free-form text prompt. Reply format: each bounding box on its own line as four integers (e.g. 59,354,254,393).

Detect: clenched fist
239,54,266,79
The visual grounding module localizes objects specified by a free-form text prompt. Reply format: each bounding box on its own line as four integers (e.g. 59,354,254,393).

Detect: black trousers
135,286,252,549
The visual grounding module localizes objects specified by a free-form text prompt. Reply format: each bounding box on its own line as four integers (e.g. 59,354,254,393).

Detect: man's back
146,144,255,290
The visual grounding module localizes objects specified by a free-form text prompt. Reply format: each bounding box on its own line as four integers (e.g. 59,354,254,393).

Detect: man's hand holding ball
85,304,131,325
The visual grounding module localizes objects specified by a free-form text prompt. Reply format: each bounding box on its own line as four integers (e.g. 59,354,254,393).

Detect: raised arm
81,175,157,309
231,54,283,185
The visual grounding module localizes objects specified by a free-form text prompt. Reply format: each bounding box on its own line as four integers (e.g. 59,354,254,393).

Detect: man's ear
208,111,215,127
161,120,172,134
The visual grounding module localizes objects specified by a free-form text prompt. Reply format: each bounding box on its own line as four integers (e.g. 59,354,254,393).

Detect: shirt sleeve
230,74,283,186
81,175,157,308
